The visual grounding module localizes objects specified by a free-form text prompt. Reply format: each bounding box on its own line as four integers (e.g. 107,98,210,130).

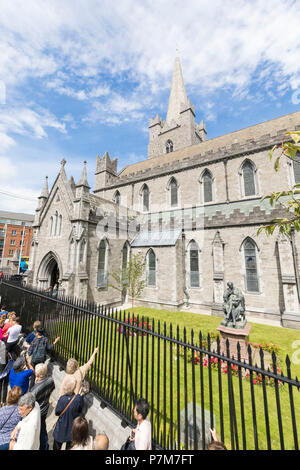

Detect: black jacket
31,376,55,418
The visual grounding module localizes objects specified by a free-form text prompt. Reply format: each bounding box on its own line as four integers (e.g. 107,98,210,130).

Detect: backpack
31,337,47,365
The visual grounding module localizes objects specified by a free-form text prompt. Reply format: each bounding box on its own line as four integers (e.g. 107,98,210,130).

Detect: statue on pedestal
221,282,247,329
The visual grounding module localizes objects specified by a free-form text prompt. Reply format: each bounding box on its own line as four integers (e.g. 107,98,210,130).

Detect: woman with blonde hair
59,347,99,397
2,312,16,339
53,375,84,450
0,386,22,450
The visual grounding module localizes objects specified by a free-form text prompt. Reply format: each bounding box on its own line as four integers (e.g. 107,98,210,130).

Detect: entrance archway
49,259,60,288
37,251,62,290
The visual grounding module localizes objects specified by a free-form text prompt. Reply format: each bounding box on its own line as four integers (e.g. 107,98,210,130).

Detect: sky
0,0,300,214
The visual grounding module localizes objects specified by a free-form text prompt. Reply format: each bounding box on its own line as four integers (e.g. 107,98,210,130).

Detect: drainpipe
182,231,190,307
290,226,300,303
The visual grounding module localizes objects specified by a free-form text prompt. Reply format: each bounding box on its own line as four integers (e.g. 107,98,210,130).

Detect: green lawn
125,307,300,377
49,305,300,450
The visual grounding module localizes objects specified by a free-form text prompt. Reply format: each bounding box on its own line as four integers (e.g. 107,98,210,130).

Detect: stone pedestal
216,323,251,362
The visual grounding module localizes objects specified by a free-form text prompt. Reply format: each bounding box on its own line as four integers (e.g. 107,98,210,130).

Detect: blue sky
0,0,300,213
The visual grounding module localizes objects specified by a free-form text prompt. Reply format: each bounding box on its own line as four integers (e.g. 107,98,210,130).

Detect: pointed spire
39,176,49,199
77,161,90,188
166,52,188,124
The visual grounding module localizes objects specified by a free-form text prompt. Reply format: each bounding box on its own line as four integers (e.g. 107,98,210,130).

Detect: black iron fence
1,278,300,450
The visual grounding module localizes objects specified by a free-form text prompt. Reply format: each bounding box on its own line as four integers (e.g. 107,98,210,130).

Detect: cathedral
27,54,300,329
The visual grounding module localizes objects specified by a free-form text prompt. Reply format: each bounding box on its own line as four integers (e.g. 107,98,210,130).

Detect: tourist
59,347,99,397
93,433,109,450
208,428,227,450
6,317,22,357
9,392,41,450
0,337,6,374
52,375,84,450
52,282,60,298
0,325,4,342
30,362,55,450
23,320,46,348
2,312,16,339
70,416,93,450
130,398,152,450
28,327,60,367
9,354,34,395
0,313,7,329
0,306,8,316
0,386,22,450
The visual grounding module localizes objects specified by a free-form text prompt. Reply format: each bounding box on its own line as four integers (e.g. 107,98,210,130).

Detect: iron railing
1,277,300,450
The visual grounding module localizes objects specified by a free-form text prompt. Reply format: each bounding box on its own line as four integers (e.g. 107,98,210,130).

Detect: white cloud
0,156,17,180
0,107,67,142
1,0,299,96
0,0,300,213
0,133,16,153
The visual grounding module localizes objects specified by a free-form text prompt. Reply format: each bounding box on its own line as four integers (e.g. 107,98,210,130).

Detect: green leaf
286,131,300,143
283,143,298,159
274,156,281,172
269,146,277,161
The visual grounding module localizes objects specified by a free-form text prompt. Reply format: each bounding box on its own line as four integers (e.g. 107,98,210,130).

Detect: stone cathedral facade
27,55,300,329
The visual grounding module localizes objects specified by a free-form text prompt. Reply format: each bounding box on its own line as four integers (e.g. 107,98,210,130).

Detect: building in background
0,210,34,274
28,54,300,329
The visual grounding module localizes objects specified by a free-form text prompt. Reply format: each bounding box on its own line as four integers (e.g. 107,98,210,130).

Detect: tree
109,252,146,313
258,131,300,236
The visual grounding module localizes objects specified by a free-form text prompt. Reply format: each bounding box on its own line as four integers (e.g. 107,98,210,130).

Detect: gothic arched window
169,177,178,207
242,160,256,197
243,238,259,292
293,151,300,184
166,140,173,154
122,242,130,270
97,239,108,287
147,249,156,286
142,184,150,212
49,217,53,237
189,240,200,287
54,211,58,236
114,190,121,206
202,169,213,203
58,215,62,236
68,239,76,271
79,239,86,264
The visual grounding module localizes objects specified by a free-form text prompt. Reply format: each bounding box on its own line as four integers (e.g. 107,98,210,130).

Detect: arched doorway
37,251,62,291
49,260,60,288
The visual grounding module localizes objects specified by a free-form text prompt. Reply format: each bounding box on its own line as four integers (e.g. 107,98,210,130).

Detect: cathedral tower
148,52,207,159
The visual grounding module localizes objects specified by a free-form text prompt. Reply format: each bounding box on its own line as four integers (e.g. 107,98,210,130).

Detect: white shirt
13,402,41,450
135,417,152,450
7,325,22,343
71,436,93,450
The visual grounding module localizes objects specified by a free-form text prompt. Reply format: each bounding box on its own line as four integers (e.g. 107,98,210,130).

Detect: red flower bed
117,316,152,336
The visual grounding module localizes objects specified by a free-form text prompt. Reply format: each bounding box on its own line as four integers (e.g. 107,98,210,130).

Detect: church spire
39,176,49,199
166,52,188,124
77,161,90,188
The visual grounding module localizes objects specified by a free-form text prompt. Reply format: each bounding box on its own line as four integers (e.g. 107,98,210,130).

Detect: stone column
211,231,225,317
277,233,300,328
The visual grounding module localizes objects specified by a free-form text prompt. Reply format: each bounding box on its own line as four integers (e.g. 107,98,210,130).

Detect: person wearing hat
9,354,34,395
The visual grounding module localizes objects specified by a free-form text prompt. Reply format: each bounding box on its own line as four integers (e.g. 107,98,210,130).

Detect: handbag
79,369,90,395
120,436,136,451
0,407,17,431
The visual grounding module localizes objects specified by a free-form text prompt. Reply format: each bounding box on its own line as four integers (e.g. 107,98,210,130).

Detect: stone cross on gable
61,158,67,167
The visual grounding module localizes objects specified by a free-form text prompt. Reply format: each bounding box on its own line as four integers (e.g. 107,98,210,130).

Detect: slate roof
131,229,182,247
